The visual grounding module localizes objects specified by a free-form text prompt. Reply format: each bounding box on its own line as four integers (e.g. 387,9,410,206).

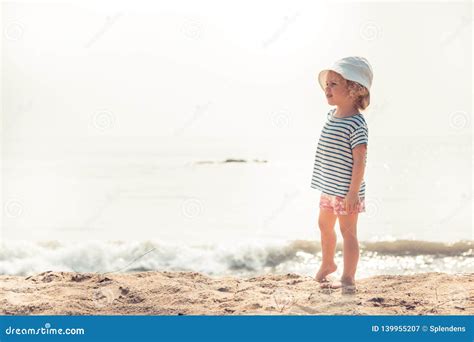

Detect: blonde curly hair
327,71,370,111
346,80,370,111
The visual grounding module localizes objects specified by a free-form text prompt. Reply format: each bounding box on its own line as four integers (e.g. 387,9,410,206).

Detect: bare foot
320,277,356,294
314,263,337,283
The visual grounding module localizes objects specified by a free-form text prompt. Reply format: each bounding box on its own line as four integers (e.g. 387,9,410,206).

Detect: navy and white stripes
311,108,368,198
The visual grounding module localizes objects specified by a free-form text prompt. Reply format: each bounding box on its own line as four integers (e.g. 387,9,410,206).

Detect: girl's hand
344,191,360,213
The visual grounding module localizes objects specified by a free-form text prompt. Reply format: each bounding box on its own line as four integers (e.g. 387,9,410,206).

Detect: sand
0,271,472,315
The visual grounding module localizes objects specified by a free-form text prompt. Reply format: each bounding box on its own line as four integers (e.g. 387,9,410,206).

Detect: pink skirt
319,192,366,215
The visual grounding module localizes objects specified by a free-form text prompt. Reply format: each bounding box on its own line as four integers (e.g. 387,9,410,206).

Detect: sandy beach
0,271,472,315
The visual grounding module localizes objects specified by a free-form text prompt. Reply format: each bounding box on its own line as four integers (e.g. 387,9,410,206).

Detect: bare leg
314,208,338,282
321,212,359,292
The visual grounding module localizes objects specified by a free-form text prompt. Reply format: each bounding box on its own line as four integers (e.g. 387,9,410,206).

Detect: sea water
1,136,472,277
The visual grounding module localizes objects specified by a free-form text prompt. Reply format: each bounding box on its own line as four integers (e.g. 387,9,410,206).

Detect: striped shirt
311,108,368,198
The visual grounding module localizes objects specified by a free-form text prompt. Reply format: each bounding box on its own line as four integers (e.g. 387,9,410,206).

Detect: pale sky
2,0,471,146
1,0,472,243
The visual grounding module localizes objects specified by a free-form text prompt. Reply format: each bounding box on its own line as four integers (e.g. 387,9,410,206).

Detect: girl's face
323,71,351,106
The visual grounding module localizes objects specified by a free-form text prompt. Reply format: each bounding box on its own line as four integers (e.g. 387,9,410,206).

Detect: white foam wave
0,239,472,277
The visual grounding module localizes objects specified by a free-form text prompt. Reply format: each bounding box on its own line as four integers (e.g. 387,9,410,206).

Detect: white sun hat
318,56,373,92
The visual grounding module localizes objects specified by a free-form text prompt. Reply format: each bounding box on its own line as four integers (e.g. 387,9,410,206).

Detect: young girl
311,56,373,292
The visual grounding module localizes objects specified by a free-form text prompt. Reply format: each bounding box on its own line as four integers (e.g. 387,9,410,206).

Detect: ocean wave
0,239,472,276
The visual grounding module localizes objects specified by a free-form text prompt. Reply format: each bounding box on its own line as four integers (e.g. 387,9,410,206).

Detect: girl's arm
348,144,367,194
345,144,367,212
